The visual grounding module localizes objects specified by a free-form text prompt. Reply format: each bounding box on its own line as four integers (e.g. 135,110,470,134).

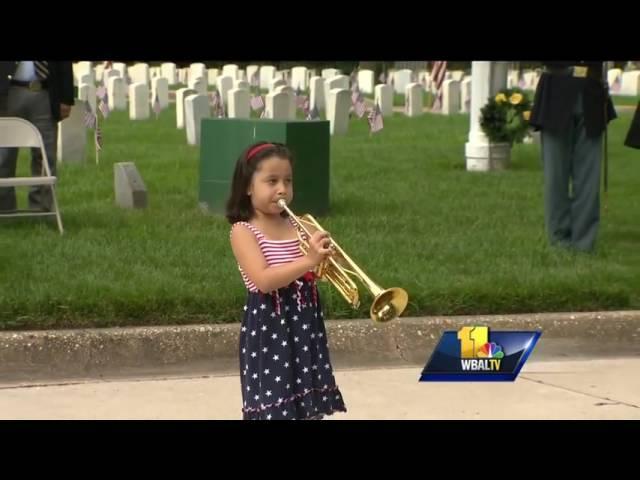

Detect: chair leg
50,185,64,235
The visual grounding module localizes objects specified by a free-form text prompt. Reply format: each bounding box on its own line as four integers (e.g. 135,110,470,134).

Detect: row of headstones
607,69,640,95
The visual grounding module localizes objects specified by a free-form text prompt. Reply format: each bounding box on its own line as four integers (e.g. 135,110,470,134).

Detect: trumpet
277,199,408,323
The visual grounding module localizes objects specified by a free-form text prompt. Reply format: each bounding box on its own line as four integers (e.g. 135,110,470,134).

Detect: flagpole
95,107,100,165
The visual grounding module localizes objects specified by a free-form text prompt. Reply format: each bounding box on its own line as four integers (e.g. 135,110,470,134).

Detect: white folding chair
0,117,63,234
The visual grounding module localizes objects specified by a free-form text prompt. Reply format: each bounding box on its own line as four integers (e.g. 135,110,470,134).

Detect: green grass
1,105,639,330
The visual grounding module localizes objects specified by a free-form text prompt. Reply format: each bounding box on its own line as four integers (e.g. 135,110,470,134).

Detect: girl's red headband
246,143,275,162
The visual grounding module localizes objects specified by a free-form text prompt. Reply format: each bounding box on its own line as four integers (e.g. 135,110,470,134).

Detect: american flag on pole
306,104,320,120
367,103,383,133
430,61,448,111
211,90,225,117
250,94,264,111
83,101,96,129
611,74,621,93
295,87,308,110
152,92,161,118
95,126,103,151
99,95,110,119
351,90,366,118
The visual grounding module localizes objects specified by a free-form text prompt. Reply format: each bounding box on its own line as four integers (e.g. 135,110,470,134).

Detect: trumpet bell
371,287,409,323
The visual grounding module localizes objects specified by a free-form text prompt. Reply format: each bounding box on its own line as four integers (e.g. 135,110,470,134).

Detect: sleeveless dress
231,220,347,420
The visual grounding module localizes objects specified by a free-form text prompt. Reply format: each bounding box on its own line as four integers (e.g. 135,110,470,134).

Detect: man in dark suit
624,101,640,149
529,62,616,252
0,61,74,212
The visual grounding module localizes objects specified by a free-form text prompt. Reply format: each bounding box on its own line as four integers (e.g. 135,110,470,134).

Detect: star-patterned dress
231,220,347,420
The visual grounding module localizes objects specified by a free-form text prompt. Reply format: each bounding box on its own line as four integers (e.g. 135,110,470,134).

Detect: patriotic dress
231,220,347,420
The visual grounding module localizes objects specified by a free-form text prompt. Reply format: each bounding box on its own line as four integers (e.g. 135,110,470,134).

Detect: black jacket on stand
624,101,640,149
530,61,617,138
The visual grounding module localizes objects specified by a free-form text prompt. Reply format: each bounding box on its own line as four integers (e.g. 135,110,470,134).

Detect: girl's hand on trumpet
306,230,332,266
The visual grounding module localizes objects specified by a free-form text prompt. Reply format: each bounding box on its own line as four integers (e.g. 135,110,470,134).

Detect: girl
226,141,347,420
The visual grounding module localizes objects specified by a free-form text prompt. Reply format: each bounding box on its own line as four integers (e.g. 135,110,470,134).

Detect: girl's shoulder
230,221,263,240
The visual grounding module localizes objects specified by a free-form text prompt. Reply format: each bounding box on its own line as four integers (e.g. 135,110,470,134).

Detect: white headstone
94,65,104,85
246,65,259,86
357,69,375,94
326,88,350,136
78,84,97,114
105,69,120,82
112,62,127,79
190,63,206,82
324,75,349,111
74,62,93,85
441,79,460,115
291,66,308,90
222,64,239,80
57,99,87,165
176,88,197,129
507,69,519,89
309,76,325,112
523,71,538,90
460,77,472,113
451,70,465,82
264,91,289,120
151,77,169,109
607,68,622,88
405,83,423,117
228,88,251,119
129,83,150,120
620,71,640,96
129,63,150,85
275,86,296,119
234,80,250,91
321,68,340,79
189,76,208,95
216,75,234,105
260,66,276,90
375,84,393,118
79,74,93,86
237,69,246,81
108,77,126,111
393,69,413,95
207,69,219,86
270,78,287,92
184,94,211,146
161,63,177,85
418,71,431,91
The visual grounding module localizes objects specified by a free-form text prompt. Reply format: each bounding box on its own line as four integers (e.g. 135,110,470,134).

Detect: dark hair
225,141,294,224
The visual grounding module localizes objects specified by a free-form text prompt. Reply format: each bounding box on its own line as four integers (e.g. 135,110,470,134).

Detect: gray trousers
541,92,602,252
0,85,58,211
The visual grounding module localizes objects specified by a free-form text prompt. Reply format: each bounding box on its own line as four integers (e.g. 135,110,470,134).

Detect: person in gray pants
0,61,74,212
529,62,616,252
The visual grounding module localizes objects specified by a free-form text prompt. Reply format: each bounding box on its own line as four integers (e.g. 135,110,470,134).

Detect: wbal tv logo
420,326,541,382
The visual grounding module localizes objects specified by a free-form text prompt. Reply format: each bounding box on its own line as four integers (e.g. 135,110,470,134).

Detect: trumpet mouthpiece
277,199,287,208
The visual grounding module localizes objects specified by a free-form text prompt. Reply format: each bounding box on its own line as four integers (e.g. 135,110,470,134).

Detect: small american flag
98,93,110,119
611,75,621,93
96,85,107,100
250,94,264,111
350,68,359,92
352,90,366,118
367,103,383,133
83,101,96,129
295,88,308,110
430,61,448,111
152,92,161,118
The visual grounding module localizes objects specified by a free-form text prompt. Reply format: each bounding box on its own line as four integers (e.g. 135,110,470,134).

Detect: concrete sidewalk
1,311,639,385
1,357,638,420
